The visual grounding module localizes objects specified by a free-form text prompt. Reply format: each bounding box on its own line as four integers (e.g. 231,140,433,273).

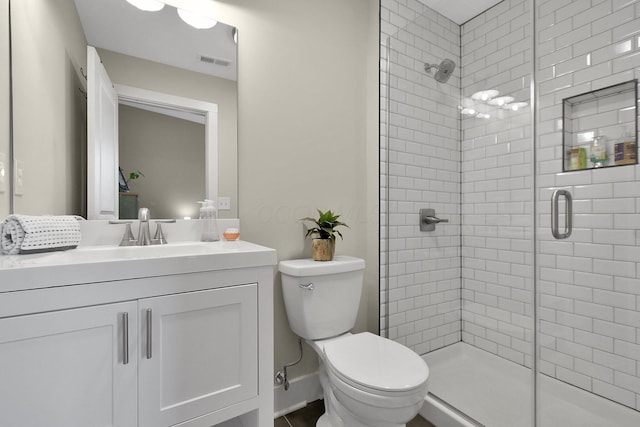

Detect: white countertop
0,240,277,293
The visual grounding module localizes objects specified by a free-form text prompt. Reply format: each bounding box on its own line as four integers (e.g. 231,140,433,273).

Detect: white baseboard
273,372,323,418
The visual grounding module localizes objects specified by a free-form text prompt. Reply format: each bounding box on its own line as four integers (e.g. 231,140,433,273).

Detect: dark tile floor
275,399,436,427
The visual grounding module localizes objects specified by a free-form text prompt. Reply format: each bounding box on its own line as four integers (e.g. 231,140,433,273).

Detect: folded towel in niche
1,215,84,255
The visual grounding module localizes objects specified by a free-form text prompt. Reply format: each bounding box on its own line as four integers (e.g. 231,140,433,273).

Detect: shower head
424,58,456,83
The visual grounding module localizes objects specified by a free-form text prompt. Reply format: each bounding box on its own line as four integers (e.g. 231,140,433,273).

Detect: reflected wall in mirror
10,0,237,219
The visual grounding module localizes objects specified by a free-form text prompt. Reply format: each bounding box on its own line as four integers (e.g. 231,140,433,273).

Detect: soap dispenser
198,199,220,242
590,136,608,168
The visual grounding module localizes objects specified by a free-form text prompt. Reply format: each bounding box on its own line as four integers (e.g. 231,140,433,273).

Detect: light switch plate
218,196,231,211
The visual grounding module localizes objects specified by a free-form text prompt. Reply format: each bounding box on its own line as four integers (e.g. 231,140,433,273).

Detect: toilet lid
323,332,429,393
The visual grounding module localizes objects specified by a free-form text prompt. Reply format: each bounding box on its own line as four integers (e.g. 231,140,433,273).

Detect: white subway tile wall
536,0,640,411
380,0,462,353
460,0,535,368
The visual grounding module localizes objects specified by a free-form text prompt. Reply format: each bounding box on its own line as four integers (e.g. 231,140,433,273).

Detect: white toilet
279,256,429,427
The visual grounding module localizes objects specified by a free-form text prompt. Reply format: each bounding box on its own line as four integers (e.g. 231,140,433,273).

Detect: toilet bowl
279,256,429,427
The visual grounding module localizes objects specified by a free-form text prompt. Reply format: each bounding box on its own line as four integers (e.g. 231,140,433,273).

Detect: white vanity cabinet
0,241,276,427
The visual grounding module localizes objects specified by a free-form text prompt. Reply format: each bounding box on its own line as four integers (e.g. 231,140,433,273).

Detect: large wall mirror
9,0,238,220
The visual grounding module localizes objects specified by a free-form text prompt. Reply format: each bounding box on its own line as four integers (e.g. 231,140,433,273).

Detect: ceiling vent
199,55,231,67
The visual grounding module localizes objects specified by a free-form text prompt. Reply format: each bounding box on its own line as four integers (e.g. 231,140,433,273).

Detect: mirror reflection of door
87,46,118,220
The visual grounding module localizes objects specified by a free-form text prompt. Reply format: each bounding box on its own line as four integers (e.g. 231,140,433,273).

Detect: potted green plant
301,209,349,261
119,167,145,192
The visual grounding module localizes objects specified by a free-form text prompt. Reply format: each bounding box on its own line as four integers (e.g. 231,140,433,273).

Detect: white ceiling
73,0,237,81
72,0,502,82
420,0,504,25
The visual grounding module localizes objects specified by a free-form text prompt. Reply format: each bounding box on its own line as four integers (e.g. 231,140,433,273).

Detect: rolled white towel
1,215,84,255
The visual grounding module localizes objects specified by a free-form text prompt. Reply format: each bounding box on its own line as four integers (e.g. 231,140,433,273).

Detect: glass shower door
534,0,640,425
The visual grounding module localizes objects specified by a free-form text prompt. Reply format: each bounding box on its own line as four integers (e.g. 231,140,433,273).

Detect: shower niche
562,79,638,172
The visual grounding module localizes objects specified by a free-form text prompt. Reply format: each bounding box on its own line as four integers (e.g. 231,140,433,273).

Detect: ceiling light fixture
177,8,217,29
460,108,477,116
471,89,499,101
125,0,165,12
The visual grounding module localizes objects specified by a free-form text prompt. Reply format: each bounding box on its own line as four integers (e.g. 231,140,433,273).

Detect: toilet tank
279,256,365,340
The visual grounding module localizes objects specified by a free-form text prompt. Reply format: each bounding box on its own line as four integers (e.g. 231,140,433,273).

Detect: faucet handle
153,223,167,245
108,220,137,246
151,219,176,245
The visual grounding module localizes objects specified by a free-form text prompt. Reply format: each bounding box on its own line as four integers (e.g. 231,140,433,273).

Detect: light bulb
126,0,165,12
506,102,528,111
471,89,499,102
177,8,217,29
488,96,514,107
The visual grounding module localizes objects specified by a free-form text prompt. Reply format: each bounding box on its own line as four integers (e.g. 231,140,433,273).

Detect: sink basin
76,241,234,259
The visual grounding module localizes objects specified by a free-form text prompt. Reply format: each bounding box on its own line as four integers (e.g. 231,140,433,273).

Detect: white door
87,45,119,219
0,301,138,427
139,285,258,427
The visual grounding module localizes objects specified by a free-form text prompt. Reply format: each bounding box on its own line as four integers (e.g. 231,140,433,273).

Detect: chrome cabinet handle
551,189,572,239
122,312,129,365
146,308,153,359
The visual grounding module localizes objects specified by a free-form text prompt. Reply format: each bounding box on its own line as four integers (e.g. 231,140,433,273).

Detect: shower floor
420,342,640,427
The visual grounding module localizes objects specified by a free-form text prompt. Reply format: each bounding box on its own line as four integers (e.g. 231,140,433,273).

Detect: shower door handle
551,189,572,239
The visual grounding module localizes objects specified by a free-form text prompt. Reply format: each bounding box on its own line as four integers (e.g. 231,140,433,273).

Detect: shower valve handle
419,208,448,232
423,216,448,224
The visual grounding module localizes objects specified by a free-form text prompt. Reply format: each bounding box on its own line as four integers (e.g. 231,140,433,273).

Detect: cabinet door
139,284,258,427
0,301,138,427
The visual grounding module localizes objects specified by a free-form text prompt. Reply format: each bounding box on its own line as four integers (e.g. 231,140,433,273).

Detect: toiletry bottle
590,136,608,168
579,147,587,169
569,148,580,170
198,199,220,242
614,127,637,166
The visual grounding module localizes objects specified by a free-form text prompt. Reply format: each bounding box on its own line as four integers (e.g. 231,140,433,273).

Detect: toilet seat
322,332,429,396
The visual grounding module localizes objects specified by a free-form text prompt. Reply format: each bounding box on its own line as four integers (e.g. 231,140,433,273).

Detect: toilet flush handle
299,282,314,291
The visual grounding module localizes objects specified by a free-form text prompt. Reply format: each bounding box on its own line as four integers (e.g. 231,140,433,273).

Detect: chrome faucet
137,208,152,246
109,208,175,246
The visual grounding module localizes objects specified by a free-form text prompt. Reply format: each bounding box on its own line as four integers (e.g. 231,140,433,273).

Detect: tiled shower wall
380,0,462,354
460,0,535,367
536,0,640,411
